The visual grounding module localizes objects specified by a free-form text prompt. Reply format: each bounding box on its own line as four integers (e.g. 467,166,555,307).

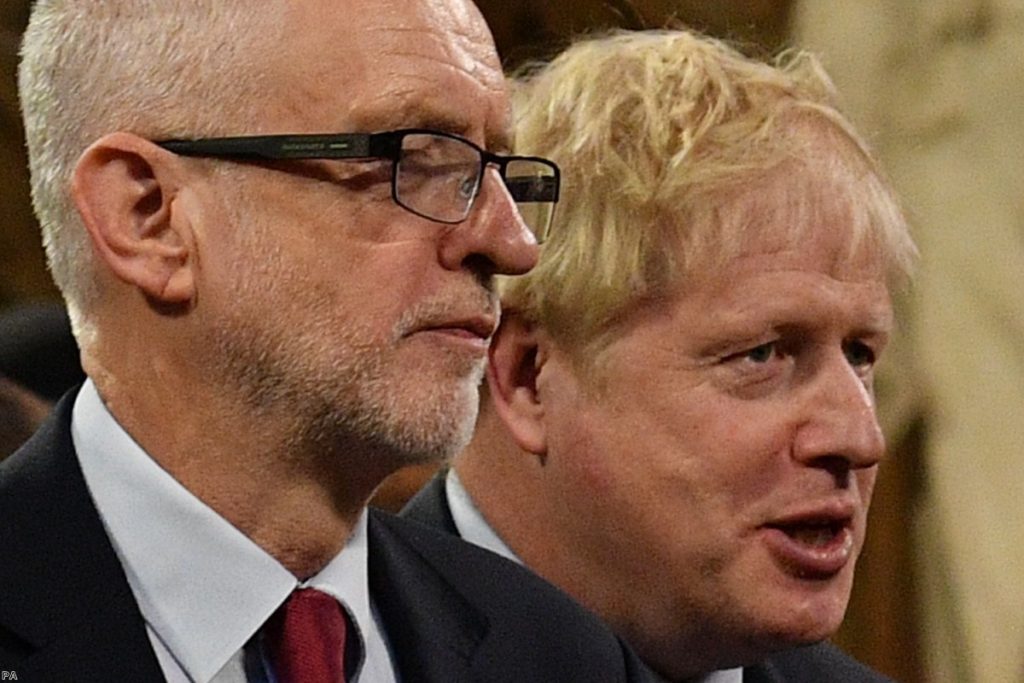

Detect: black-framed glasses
155,128,560,242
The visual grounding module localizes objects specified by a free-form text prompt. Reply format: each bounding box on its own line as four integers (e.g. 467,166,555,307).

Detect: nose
792,353,886,474
437,167,539,276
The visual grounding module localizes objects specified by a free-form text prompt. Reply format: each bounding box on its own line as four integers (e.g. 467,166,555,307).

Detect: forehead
645,145,896,334
267,0,508,145
696,138,894,283
667,215,894,341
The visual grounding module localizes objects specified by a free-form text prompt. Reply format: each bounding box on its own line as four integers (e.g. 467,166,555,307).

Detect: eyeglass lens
505,158,557,243
394,133,556,242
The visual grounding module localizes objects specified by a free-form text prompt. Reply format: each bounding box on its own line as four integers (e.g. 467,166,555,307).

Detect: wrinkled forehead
418,0,505,79
268,0,509,143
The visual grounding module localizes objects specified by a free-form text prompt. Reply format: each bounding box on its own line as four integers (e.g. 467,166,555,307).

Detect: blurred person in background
0,303,83,459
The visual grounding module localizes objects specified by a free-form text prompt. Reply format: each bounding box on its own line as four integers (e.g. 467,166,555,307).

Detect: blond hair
19,0,284,340
505,29,915,353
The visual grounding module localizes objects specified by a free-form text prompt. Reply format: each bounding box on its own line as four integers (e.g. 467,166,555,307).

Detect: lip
408,316,497,348
760,501,859,579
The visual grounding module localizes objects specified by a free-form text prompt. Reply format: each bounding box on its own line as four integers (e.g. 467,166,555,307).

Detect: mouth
396,292,499,353
761,507,858,579
771,519,847,547
407,316,497,349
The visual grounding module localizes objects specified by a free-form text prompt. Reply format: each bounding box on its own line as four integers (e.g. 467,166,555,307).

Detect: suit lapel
400,473,664,682
369,510,655,683
0,392,165,680
368,511,485,681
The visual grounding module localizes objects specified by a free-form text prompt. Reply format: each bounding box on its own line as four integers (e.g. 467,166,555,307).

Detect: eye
716,339,789,398
741,341,778,364
456,173,478,200
843,340,876,369
720,340,786,369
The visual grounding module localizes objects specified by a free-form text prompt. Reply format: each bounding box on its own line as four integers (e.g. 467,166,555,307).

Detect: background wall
0,1,54,308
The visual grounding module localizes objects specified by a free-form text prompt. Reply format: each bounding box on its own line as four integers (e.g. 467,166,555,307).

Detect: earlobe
72,132,195,305
487,313,548,456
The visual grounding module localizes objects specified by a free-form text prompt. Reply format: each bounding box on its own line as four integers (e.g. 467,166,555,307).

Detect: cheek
856,467,878,509
549,402,710,521
296,239,441,327
545,411,623,497
698,399,805,495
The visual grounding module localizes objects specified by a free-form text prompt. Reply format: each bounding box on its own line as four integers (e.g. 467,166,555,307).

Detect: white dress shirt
446,469,744,683
72,380,397,683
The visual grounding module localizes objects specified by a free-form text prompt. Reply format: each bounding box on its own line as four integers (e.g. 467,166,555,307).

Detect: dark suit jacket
0,393,648,682
403,474,894,683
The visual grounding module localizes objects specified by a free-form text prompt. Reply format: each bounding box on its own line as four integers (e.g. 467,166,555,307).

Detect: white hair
19,0,285,340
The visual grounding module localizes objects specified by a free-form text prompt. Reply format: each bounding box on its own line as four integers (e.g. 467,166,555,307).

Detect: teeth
786,524,837,547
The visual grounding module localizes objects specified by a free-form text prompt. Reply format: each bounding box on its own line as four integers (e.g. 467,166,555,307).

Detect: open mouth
771,520,846,548
762,516,856,578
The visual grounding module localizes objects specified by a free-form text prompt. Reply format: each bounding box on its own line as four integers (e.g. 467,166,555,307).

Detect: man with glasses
0,1,644,680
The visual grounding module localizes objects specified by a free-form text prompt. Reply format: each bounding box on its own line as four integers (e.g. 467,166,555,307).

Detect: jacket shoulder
0,392,163,679
368,510,653,682
753,642,894,683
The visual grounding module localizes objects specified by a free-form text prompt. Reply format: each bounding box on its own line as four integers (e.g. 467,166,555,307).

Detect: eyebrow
418,111,512,153
357,100,511,153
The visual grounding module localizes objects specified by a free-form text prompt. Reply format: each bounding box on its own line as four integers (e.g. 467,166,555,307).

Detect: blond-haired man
406,29,915,682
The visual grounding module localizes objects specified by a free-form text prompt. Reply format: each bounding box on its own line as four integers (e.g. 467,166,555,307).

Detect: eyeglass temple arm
156,134,374,160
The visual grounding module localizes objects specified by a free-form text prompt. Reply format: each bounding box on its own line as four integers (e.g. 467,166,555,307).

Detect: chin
766,588,851,648
390,380,481,463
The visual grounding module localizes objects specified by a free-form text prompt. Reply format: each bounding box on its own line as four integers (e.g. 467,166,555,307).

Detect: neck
89,351,391,578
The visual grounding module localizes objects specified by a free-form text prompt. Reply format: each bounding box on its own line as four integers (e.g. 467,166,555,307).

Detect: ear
71,132,195,305
486,311,548,455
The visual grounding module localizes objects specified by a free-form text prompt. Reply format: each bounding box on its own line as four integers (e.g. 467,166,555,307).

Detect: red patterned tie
265,588,349,683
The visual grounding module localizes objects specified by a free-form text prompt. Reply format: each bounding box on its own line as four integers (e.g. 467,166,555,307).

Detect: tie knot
265,588,350,683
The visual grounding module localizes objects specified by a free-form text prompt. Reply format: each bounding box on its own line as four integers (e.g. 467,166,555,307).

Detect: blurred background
2,2,1022,681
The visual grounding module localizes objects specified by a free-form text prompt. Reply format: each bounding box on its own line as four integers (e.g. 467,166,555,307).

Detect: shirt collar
446,468,743,683
702,668,744,683
446,468,520,563
72,379,375,682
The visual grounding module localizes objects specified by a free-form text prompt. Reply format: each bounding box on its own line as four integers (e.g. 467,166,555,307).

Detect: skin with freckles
71,0,537,578
458,147,895,679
